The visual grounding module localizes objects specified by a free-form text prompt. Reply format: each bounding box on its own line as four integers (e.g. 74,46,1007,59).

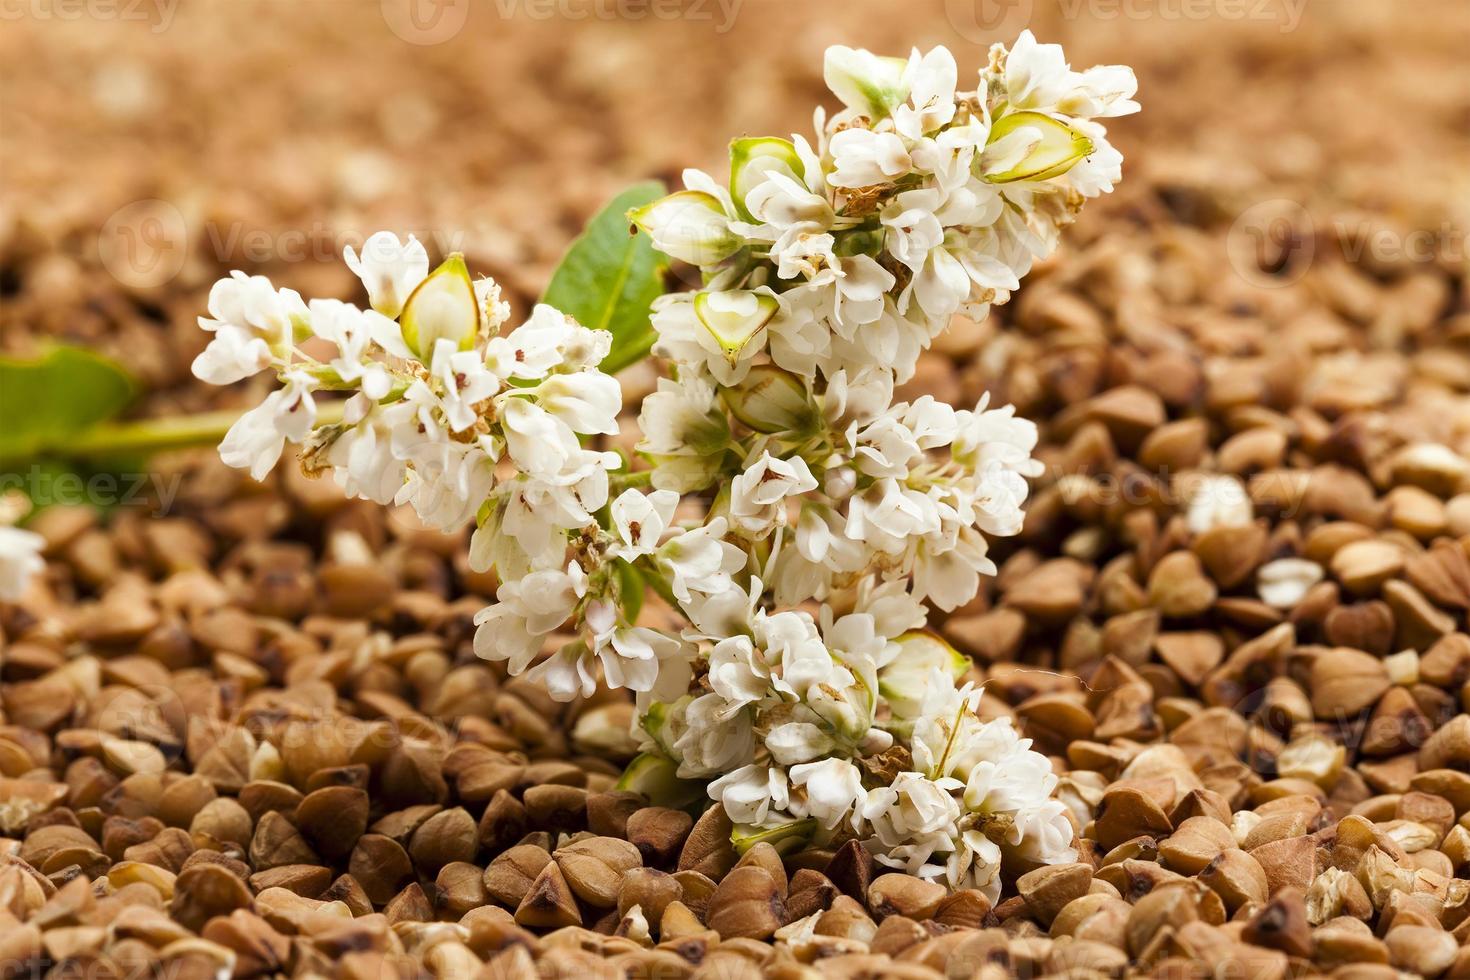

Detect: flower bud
823,45,910,121
729,137,805,222
615,751,704,810
983,111,1094,184
721,365,818,435
629,191,742,267
398,253,480,362
879,631,970,722
694,289,779,365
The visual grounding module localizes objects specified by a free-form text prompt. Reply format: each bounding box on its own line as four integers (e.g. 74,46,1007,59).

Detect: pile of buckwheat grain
3,1,1470,977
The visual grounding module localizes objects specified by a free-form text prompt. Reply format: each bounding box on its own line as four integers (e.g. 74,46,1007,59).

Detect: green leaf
0,346,136,462
542,180,669,375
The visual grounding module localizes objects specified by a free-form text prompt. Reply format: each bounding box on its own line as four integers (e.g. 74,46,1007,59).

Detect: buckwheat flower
473,561,587,673
0,526,45,602
891,46,958,140
191,324,273,385
657,518,745,604
952,394,1044,476
193,272,307,384
533,371,622,437
729,451,818,537
499,397,580,478
672,692,756,778
328,396,406,505
609,489,678,559
305,299,394,399
823,45,910,121
765,722,835,766
427,337,499,433
827,128,911,189
218,370,317,480
343,231,428,318
790,758,866,830
708,765,788,826
707,635,769,711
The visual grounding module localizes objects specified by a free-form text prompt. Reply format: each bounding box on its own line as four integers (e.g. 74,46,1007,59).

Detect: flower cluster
192,235,624,553
632,30,1136,392
191,35,1134,897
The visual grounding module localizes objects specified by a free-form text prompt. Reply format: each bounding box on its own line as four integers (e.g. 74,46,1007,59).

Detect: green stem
0,401,348,468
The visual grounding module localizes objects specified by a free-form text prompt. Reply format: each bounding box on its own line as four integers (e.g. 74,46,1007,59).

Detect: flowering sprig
187,33,1135,898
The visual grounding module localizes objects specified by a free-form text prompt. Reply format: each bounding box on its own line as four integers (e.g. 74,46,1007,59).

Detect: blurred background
4,0,1468,402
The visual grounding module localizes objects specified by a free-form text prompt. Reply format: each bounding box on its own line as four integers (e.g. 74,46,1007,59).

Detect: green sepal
616,752,706,810
730,819,817,857
984,111,1094,184
729,137,804,222
398,252,480,362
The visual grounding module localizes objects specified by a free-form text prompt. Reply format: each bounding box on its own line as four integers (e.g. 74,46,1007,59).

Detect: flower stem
0,402,347,468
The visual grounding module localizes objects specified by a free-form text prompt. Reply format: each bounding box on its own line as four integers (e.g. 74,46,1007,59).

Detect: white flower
672,693,755,778
218,371,317,480
0,527,45,601
766,722,835,766
790,758,866,830
610,489,678,559
534,371,622,436
657,518,745,604
193,272,306,384
191,325,272,386
328,397,406,505
707,635,769,711
427,337,500,433
472,561,587,674
729,452,818,536
828,129,911,189
499,397,580,478
307,299,394,399
343,231,428,318
709,765,788,827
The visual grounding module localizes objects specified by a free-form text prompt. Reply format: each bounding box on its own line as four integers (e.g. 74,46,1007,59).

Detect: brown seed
1093,785,1173,851
1241,887,1312,957
867,873,946,921
513,860,581,929
294,786,369,861
522,784,587,832
1419,714,1470,770
407,806,477,872
1385,924,1457,976
1310,648,1390,718
200,910,290,977
169,862,252,934
1197,848,1268,912
706,866,785,940
677,805,736,880
553,836,642,908
1147,552,1218,618
617,867,681,923
626,807,694,867
347,834,414,906
248,811,319,871
1331,539,1405,595
1017,863,1092,927
1159,816,1236,874
484,843,554,908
